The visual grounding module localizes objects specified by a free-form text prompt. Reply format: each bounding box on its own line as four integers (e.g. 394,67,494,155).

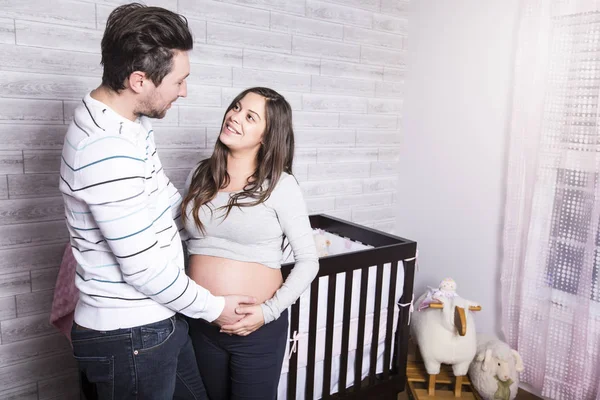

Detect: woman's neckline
216,176,274,195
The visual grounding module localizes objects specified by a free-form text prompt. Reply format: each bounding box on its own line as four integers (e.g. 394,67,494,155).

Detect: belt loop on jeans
74,322,94,331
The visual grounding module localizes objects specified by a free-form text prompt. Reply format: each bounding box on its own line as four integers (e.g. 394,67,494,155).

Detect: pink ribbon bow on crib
403,249,419,270
395,251,418,326
288,330,307,360
398,293,415,325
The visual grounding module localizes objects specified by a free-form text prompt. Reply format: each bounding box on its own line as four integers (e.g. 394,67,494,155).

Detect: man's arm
72,134,224,321
147,131,190,241
164,171,190,241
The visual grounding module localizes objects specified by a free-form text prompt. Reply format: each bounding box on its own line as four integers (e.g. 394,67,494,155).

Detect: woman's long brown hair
181,87,295,233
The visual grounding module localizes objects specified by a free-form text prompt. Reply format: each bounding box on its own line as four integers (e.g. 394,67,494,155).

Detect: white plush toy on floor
468,335,524,400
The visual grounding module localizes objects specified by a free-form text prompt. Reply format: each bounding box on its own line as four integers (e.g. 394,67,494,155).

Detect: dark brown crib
281,214,417,400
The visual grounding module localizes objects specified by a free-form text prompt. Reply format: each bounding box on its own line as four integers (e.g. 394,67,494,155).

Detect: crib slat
383,260,398,379
305,278,320,400
322,274,337,399
394,257,416,377
354,266,369,390
287,300,301,400
338,269,354,395
368,263,385,385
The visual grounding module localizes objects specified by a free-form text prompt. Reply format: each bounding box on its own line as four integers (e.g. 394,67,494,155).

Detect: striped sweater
59,93,225,330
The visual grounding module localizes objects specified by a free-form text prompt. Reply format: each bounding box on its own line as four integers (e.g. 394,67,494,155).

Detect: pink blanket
50,243,79,342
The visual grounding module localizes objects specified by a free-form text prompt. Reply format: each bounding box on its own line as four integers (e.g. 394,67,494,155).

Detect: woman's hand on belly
219,304,265,336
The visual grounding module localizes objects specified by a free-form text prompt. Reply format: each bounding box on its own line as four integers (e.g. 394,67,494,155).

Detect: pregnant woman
181,87,319,399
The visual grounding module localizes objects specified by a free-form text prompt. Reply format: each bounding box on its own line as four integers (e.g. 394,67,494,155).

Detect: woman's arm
220,174,319,335
260,174,319,323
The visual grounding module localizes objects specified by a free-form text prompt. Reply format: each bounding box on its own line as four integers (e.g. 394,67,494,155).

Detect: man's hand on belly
213,295,257,327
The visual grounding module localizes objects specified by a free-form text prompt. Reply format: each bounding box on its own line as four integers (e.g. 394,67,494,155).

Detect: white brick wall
0,1,407,397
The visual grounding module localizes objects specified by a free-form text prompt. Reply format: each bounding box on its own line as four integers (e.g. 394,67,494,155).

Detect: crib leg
454,375,463,397
428,374,436,396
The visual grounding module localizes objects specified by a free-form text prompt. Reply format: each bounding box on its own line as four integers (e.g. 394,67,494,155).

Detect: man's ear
127,71,146,94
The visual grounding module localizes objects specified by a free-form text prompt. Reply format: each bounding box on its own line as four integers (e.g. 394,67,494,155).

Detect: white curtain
501,1,600,399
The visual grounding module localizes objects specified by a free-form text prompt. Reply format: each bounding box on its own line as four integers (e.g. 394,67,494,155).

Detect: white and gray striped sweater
59,93,224,330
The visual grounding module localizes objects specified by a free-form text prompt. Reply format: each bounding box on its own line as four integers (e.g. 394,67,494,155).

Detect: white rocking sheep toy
411,278,481,395
468,335,524,400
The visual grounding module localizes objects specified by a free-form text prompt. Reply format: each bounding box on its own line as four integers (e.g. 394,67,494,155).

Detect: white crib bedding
277,228,406,399
278,306,401,399
294,263,405,333
282,230,405,332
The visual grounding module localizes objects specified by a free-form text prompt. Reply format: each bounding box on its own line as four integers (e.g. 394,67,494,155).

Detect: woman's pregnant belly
188,255,283,304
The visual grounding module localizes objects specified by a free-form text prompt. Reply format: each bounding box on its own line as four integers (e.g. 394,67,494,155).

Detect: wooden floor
398,387,541,400
399,340,542,400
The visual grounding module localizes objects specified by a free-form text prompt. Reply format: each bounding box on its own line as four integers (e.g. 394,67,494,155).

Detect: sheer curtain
501,1,600,399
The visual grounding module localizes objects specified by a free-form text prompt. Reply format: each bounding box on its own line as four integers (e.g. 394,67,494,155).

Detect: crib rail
281,214,416,400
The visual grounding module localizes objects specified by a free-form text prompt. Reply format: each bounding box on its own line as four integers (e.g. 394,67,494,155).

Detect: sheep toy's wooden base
406,361,482,399
406,339,483,400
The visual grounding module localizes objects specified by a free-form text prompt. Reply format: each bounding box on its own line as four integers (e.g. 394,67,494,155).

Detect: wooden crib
80,214,416,400
281,214,417,399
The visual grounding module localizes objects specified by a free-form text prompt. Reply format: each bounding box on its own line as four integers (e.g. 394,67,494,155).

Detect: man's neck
90,86,138,122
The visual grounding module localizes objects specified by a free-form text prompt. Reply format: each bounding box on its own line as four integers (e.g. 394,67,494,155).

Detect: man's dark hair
100,3,193,92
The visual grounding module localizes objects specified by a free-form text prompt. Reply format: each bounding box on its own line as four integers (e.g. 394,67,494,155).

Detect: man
59,3,254,399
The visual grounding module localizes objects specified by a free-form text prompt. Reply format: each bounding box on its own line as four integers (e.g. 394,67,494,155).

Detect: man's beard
136,93,168,119
141,108,167,119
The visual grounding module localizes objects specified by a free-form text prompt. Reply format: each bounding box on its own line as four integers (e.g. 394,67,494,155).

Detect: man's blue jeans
71,315,207,400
